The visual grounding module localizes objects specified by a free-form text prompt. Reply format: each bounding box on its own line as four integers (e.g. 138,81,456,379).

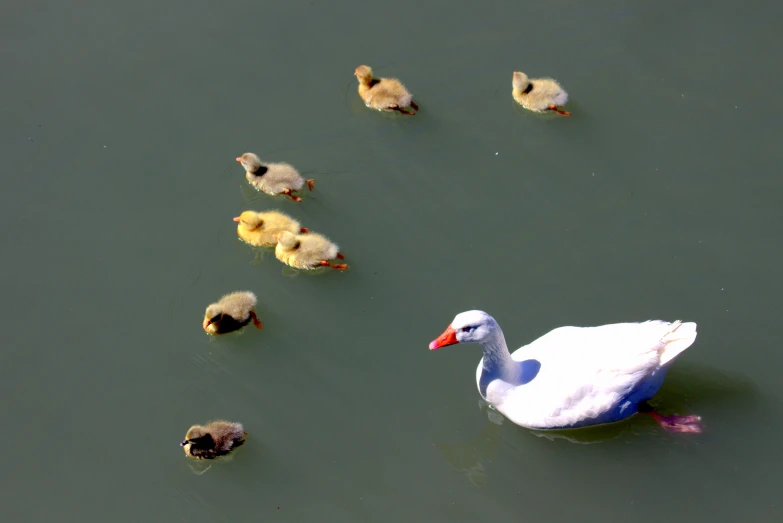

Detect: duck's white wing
498,321,697,428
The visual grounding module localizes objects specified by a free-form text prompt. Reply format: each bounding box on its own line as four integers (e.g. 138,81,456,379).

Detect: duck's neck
478,330,540,396
249,165,268,177
480,331,515,375
512,83,534,97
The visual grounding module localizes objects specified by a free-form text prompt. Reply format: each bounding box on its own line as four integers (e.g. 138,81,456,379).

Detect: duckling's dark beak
232,217,241,222
180,440,188,447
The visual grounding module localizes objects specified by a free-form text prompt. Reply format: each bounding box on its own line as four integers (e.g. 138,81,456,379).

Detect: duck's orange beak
429,325,458,350
202,318,211,330
235,157,242,162
232,216,241,222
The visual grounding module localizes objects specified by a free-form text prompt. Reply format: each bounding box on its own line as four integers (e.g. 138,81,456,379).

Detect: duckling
180,420,246,460
234,210,309,248
512,71,570,116
236,152,315,202
202,291,263,334
274,230,348,270
354,65,419,115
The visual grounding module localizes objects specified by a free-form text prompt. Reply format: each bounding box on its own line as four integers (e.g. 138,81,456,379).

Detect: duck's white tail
659,320,698,366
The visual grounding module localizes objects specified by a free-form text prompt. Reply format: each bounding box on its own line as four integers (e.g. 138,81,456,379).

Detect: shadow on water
435,362,760,486
651,360,759,412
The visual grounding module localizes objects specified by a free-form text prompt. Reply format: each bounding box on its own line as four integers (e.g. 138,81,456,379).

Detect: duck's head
236,152,262,173
429,310,498,349
202,304,224,334
234,211,262,230
275,231,299,250
182,425,205,444
354,65,373,84
512,72,530,91
181,425,214,454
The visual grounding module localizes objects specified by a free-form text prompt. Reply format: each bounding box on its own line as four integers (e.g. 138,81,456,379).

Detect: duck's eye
461,326,474,333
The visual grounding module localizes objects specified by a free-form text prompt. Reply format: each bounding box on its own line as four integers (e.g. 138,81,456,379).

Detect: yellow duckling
512,71,570,116
180,420,246,460
274,231,348,271
354,65,419,115
202,291,263,334
234,210,309,248
236,152,315,202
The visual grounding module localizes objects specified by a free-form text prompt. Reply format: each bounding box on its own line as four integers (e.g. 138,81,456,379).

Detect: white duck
430,310,702,433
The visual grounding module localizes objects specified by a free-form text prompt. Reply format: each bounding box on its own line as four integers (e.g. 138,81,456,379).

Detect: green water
1,0,781,521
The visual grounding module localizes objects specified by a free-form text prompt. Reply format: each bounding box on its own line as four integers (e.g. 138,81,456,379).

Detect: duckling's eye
461,326,474,333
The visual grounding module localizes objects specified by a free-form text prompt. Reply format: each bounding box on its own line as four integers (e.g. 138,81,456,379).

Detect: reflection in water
239,182,261,203
248,248,266,266
435,401,632,486
434,404,502,487
436,362,760,485
654,361,758,410
280,265,339,278
204,326,249,343
527,419,629,444
435,406,643,485
184,451,239,476
186,460,213,475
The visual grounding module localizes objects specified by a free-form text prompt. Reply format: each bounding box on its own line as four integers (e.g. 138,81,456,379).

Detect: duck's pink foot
320,260,348,270
283,189,302,202
548,104,571,116
249,311,264,330
647,412,702,433
392,105,415,115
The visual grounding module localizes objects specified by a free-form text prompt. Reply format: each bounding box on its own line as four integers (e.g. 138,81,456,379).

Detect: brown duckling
202,291,263,334
354,65,418,115
236,152,315,202
512,71,570,116
180,420,246,460
234,210,309,248
274,230,348,270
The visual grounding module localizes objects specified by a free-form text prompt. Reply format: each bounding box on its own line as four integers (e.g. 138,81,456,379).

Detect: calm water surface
2,0,781,521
